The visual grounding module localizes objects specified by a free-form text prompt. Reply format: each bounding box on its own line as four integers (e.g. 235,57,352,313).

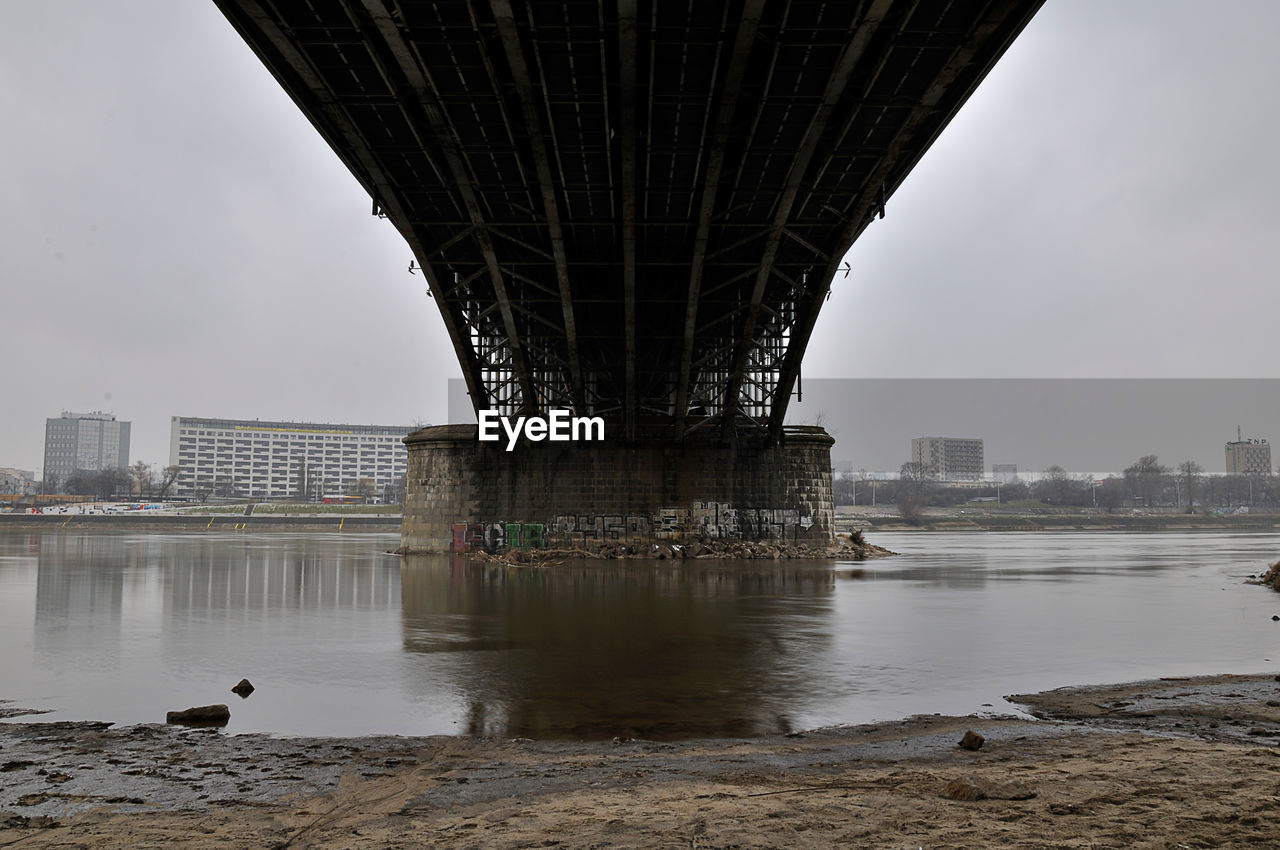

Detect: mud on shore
3,673,1280,848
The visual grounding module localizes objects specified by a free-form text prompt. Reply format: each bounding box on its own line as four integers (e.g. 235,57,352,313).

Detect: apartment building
43,411,131,489
1225,438,1271,476
169,416,413,500
910,436,984,482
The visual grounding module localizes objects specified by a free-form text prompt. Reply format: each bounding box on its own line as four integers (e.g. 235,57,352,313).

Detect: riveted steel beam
619,0,638,441
357,0,536,411
674,0,764,436
490,0,586,413
768,0,1045,442
721,0,893,435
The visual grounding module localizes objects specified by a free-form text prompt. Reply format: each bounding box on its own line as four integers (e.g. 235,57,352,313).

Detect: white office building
169,416,413,500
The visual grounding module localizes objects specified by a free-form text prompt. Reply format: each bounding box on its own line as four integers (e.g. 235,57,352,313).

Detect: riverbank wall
0,515,399,532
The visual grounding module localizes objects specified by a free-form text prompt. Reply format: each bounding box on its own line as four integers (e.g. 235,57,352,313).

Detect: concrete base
401,424,835,553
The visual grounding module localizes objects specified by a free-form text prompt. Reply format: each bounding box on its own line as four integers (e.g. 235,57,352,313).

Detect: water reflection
33,534,133,668
29,533,398,620
400,556,836,738
5,530,1280,738
164,541,397,613
3,531,406,734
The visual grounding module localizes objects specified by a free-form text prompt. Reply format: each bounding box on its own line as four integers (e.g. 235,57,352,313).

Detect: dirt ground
3,673,1280,848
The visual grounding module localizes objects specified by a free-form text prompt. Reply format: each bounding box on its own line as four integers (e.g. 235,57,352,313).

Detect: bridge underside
216,0,1042,444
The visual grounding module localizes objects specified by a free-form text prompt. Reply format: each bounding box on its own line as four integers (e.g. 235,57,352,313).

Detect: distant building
1225,437,1271,476
911,437,984,482
0,468,37,495
42,411,131,490
992,463,1018,484
169,416,413,500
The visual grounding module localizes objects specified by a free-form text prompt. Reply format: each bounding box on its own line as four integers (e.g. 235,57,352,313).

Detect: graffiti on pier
449,522,546,553
452,503,823,552
552,502,820,545
552,514,652,540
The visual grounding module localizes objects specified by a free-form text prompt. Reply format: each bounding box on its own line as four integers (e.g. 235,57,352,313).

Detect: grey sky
789,379,1280,475
2,2,1278,475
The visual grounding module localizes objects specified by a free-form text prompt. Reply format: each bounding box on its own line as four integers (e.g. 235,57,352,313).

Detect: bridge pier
401,425,834,554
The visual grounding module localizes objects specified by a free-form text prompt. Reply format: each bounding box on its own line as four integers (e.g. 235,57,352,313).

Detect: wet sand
2,673,1279,848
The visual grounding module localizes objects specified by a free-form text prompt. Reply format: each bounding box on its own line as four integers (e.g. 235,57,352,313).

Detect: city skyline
3,2,1279,472
793,379,1280,476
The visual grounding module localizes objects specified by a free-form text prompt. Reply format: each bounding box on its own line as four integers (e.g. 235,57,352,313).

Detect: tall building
169,416,413,500
992,463,1018,484
911,437,984,482
1225,437,1271,476
42,412,131,489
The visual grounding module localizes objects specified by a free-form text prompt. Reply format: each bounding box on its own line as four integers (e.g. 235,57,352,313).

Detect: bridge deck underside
216,0,1042,441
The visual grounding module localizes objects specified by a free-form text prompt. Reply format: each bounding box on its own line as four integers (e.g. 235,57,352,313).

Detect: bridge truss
215,0,1043,441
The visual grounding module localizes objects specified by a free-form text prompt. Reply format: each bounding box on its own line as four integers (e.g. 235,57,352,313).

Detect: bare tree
896,461,930,523
1177,460,1203,513
346,477,376,500
833,471,855,506
66,468,131,499
1037,465,1074,504
1123,455,1170,507
294,460,311,502
384,474,406,505
155,466,182,499
130,462,153,498
213,474,238,499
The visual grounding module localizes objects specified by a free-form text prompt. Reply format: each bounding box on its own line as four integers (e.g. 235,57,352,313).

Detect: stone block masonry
402,424,835,553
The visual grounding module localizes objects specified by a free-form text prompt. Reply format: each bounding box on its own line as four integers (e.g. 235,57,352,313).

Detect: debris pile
1247,560,1280,591
464,530,895,565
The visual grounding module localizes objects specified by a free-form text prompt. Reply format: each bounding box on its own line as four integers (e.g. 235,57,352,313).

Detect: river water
1,529,1277,739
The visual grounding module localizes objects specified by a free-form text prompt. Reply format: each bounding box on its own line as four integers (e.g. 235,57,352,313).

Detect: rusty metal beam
490,0,586,413
673,0,764,436
357,0,536,411
721,0,893,434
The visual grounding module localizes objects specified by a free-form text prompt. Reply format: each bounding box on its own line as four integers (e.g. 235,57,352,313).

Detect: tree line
52,463,182,500
51,464,407,504
835,455,1276,517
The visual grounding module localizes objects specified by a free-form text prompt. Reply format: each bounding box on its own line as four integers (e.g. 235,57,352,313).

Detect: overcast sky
2,1,1278,475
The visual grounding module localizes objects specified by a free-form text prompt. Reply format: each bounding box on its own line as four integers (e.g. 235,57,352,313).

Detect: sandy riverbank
3,673,1279,848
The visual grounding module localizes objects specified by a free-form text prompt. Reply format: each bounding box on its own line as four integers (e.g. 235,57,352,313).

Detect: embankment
841,513,1280,533
0,514,400,532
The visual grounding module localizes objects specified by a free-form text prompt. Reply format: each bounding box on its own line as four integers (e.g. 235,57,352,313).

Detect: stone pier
401,424,835,553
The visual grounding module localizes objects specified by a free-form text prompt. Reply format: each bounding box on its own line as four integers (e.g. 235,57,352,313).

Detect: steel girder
214,0,1044,441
